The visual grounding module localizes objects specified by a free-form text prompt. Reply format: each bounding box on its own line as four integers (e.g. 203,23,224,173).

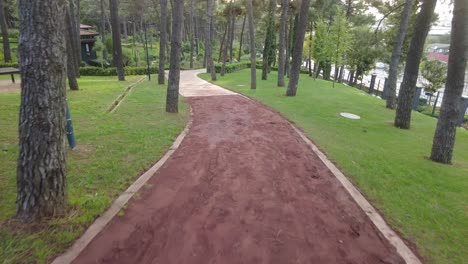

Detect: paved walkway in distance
73,70,405,264
178,69,236,97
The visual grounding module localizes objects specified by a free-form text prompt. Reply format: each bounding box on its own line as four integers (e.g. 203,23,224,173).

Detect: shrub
0,62,19,68
8,29,19,39
419,98,428,106
79,66,158,76
214,62,249,73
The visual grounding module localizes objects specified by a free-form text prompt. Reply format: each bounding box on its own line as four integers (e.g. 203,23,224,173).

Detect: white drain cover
340,112,361,120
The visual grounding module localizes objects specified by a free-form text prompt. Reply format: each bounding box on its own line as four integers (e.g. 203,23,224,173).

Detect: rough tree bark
286,0,310,96
277,0,289,87
385,0,414,109
206,0,217,80
158,0,168,84
109,0,125,81
430,0,467,164
0,0,11,62
166,0,184,113
16,0,68,221
65,9,79,91
246,0,256,89
394,0,436,129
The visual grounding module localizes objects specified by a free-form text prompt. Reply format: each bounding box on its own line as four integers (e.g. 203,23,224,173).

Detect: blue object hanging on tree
66,100,76,149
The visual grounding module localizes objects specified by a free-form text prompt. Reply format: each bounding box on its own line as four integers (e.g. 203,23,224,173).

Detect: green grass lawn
0,76,188,263
200,69,468,264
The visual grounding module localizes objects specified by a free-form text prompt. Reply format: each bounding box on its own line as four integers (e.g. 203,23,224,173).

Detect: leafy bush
79,66,158,76
0,62,18,68
214,62,250,73
213,61,308,75
7,29,19,39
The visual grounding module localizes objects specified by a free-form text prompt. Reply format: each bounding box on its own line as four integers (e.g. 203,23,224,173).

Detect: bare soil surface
74,95,404,264
0,80,20,93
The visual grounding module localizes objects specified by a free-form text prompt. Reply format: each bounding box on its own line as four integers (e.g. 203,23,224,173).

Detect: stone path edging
289,124,422,264
51,108,193,264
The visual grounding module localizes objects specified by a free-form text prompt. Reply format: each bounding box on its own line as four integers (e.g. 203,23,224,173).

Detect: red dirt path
73,95,404,264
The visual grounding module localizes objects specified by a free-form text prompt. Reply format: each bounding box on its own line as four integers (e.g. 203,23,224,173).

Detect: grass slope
200,69,468,264
0,76,188,263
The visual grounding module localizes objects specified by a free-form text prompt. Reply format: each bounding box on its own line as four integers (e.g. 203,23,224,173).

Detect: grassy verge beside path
200,69,468,264
0,76,188,263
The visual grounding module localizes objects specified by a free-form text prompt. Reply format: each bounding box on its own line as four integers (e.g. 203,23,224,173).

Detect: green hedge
214,62,250,73
79,66,158,76
0,65,158,76
0,62,19,68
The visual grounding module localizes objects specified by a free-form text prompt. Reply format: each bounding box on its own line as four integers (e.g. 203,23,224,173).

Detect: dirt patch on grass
68,145,96,160
74,95,406,264
0,81,20,93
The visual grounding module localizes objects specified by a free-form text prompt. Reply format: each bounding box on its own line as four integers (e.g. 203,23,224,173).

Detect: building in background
80,24,99,63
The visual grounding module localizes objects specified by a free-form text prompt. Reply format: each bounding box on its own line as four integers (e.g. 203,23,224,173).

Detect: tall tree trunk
206,0,217,80
228,5,235,62
308,21,313,77
100,0,108,62
219,23,228,63
394,0,437,129
132,20,137,66
16,0,68,221
123,19,128,40
386,0,414,109
287,14,298,78
189,0,195,68
338,65,344,82
221,21,229,76
221,0,234,75
158,0,167,84
69,0,81,76
194,14,199,56
75,0,82,75
286,0,310,96
65,9,79,91
285,14,292,78
246,0,256,89
430,0,467,164
261,0,275,80
166,0,184,113
109,0,125,81
277,0,288,87
76,0,82,65
238,14,246,62
0,0,11,62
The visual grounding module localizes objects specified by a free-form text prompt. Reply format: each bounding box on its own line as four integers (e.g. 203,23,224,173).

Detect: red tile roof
427,52,449,63
80,24,93,29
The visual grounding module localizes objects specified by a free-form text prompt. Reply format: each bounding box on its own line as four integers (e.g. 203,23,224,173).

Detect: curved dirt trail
73,71,404,264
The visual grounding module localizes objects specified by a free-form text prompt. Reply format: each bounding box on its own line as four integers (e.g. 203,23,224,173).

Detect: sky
370,0,453,34
434,0,453,27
